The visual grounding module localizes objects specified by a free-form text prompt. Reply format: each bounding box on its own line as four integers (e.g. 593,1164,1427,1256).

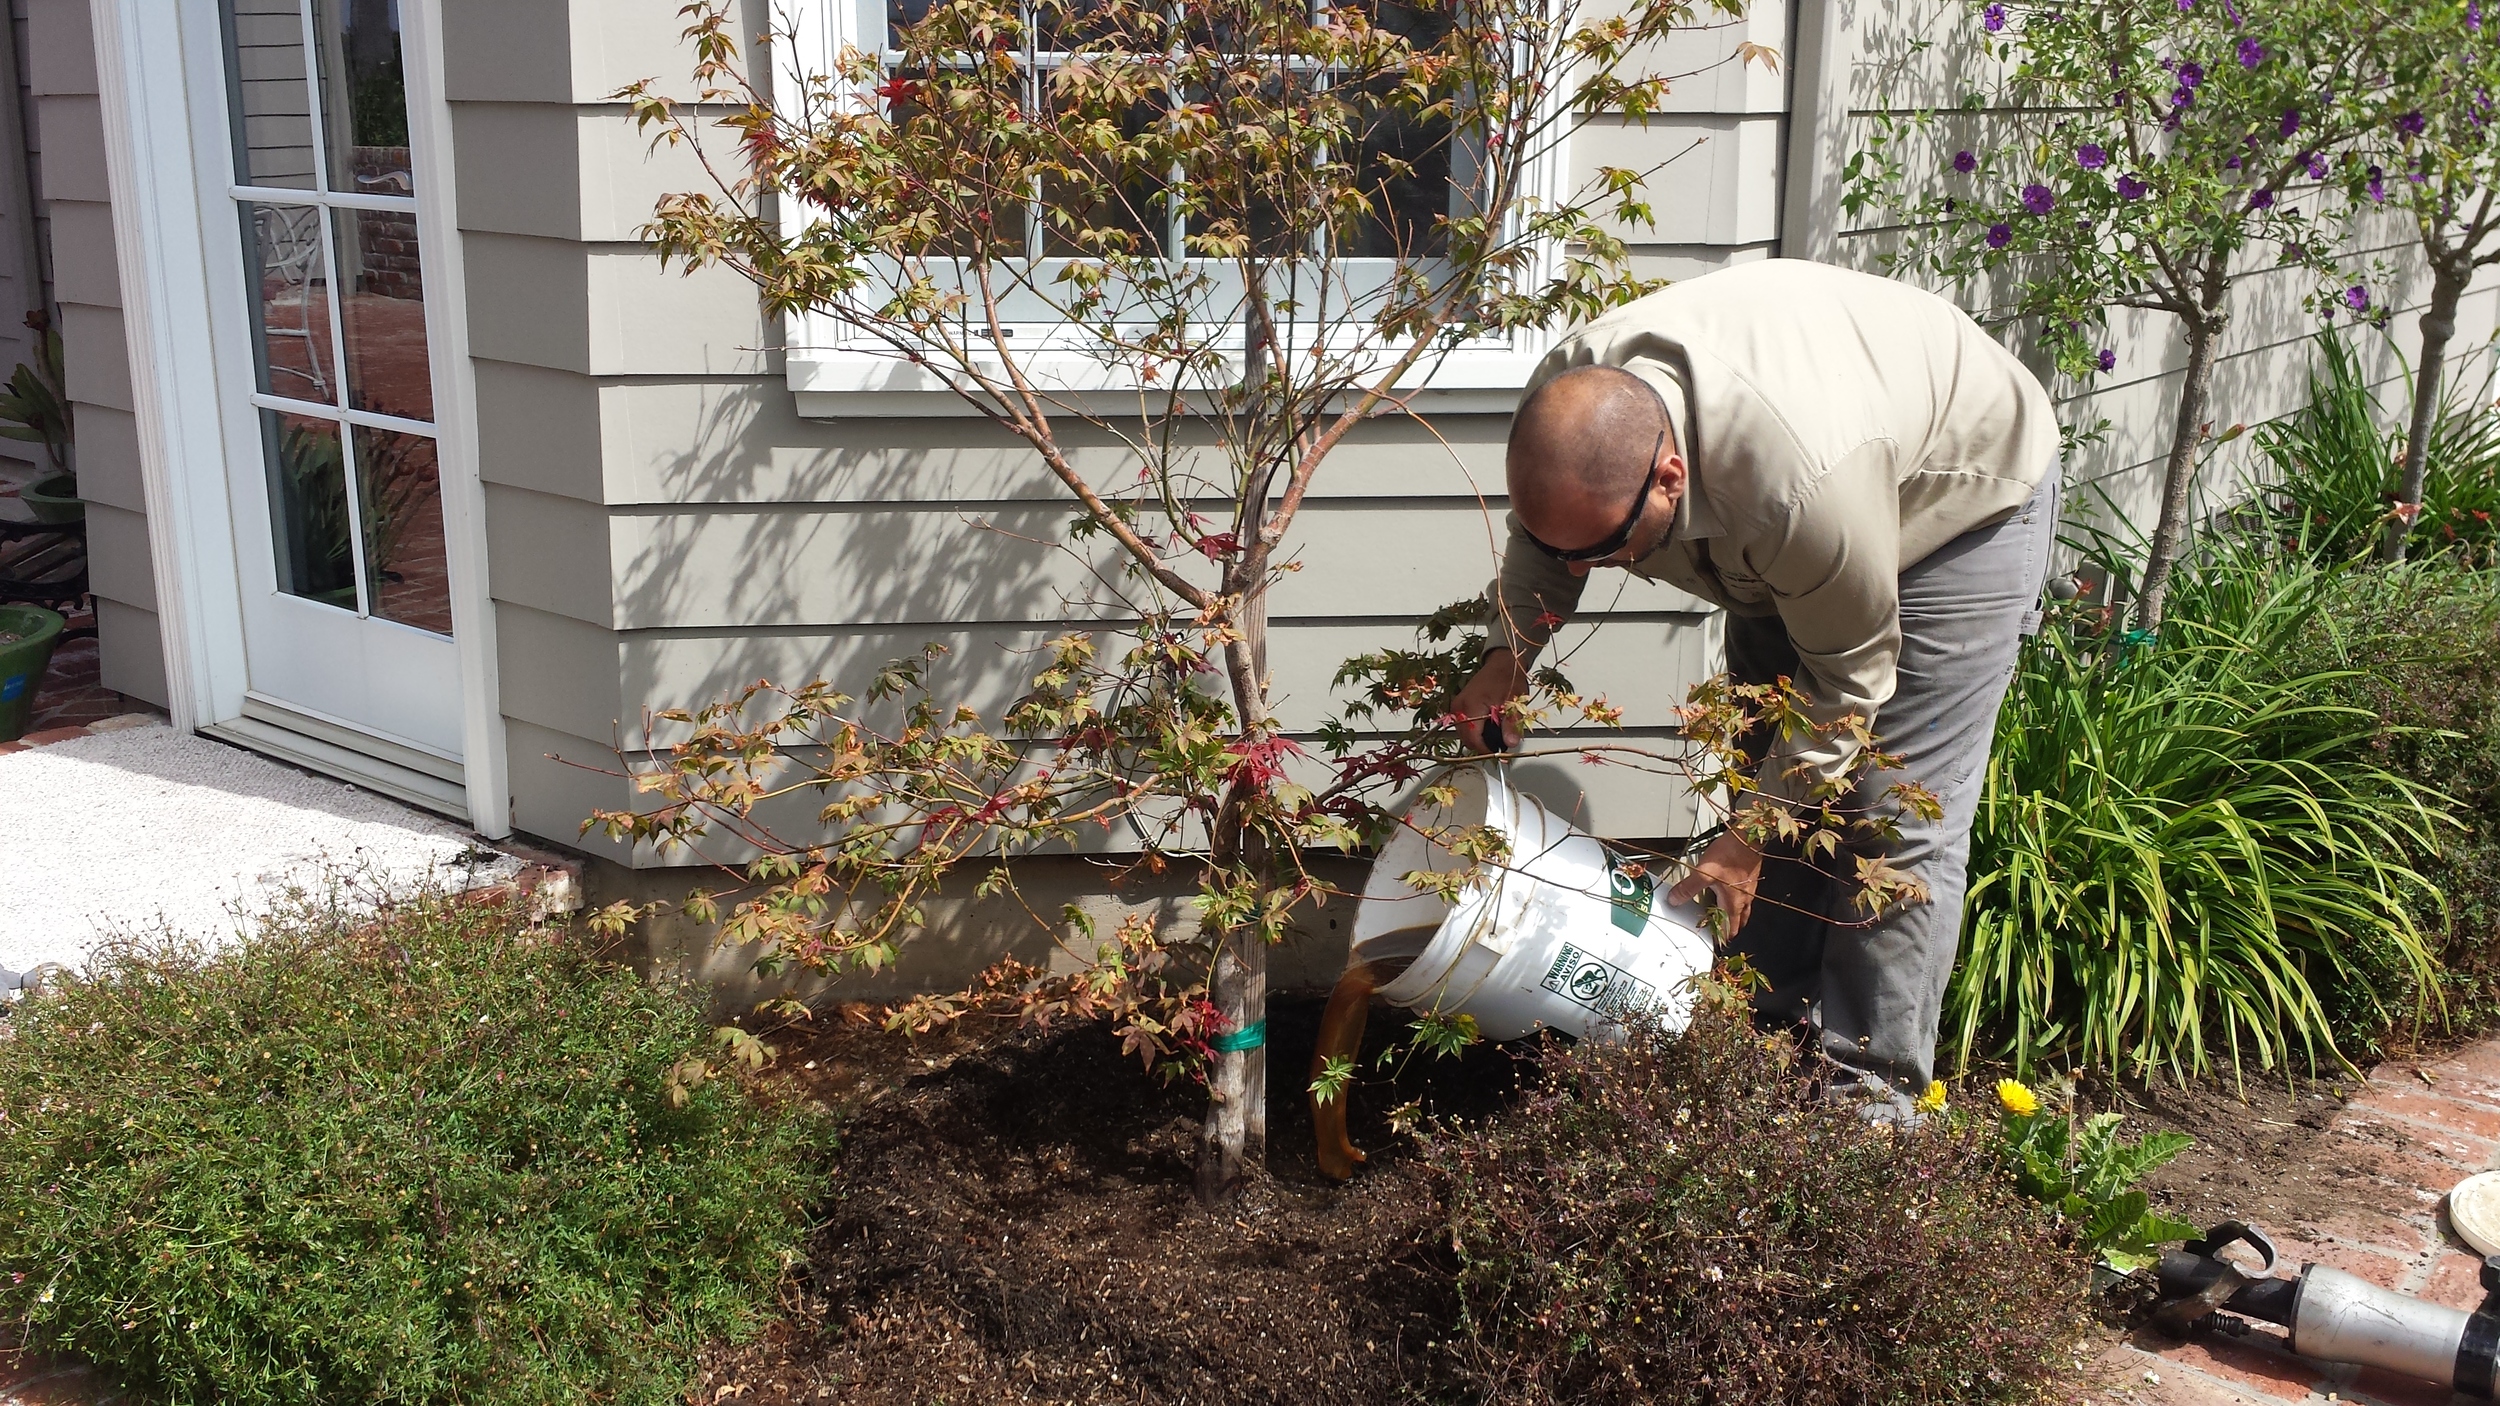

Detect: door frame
89,0,509,836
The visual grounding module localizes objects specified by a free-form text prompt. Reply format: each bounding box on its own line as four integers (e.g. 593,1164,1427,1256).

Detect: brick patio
2096,1042,2500,1406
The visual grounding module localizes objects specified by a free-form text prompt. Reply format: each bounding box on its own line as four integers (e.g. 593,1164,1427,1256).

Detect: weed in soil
699,992,1526,1404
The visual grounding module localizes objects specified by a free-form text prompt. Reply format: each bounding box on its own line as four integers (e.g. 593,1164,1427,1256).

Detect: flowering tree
1855,0,2384,629
600,0,1931,1203
2337,0,2500,560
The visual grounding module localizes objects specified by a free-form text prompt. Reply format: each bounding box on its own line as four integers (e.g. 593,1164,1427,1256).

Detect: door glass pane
222,0,320,190
353,426,452,635
241,201,334,400
332,207,432,419
260,411,360,610
316,0,415,196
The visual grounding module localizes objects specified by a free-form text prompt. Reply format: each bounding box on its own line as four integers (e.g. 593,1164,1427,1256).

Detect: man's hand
1450,648,1531,754
1669,830,1765,937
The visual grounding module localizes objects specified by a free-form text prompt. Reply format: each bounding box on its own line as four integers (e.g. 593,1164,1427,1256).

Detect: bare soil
2076,1067,2415,1236
698,993,1528,1406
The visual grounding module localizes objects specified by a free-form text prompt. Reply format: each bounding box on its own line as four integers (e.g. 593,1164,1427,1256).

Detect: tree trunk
1199,628,1271,1206
2134,306,2224,633
1197,890,1268,1204
2382,253,2466,563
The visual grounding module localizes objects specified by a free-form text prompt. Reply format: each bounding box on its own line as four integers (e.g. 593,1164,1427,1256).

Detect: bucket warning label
1539,943,1658,1020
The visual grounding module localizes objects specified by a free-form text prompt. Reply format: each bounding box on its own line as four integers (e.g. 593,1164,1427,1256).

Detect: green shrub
1427,996,2093,1406
2271,561,2500,1036
2257,333,2500,565
0,891,826,1406
1951,543,2450,1081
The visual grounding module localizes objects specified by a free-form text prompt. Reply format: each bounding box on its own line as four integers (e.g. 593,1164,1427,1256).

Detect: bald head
1506,365,1681,556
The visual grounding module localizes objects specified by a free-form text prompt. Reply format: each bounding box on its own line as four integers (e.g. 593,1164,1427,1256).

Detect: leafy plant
1951,539,2452,1081
0,888,826,1406
2259,333,2500,566
1427,993,2093,1406
0,309,71,477
2268,557,2500,1039
1990,1079,2196,1273
601,0,1936,1202
1856,0,2384,629
2324,0,2500,560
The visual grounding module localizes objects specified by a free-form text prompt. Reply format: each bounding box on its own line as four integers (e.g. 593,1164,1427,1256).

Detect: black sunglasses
1521,424,1670,563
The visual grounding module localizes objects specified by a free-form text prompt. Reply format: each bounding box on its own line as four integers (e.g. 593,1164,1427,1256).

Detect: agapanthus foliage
1855,0,2387,629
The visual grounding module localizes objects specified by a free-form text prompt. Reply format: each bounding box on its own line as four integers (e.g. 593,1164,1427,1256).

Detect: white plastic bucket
1347,764,1715,1042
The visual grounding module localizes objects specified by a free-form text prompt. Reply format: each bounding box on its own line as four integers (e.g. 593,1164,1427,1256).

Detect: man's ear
1653,452,1688,504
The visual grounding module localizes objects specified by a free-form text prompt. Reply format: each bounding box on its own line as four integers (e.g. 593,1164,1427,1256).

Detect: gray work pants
1720,461,2060,1101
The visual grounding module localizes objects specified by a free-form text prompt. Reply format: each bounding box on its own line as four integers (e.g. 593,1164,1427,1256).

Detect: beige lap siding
1486,258,2058,804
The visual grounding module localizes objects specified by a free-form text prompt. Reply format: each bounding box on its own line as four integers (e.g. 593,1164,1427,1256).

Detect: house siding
27,0,162,707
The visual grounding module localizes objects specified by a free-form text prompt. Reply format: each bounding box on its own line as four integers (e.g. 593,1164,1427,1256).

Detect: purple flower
2021,182,2056,214
2172,85,2197,111
2305,150,2328,178
2178,61,2205,89
1954,149,1978,173
2078,143,2108,169
2249,187,2275,209
2097,348,2117,371
1987,222,2013,249
2225,155,2243,169
2223,0,2243,21
2237,37,2264,68
2398,110,2427,137
2367,164,2387,201
2473,0,2484,29
2280,108,2301,138
2117,172,2149,199
1983,2,2007,30
2178,0,2193,10
2344,285,2371,312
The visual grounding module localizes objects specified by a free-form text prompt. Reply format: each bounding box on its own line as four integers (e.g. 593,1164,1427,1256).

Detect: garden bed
696,993,1523,1405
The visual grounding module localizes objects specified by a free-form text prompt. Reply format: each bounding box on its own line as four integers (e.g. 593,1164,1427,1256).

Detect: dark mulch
698,993,1528,1406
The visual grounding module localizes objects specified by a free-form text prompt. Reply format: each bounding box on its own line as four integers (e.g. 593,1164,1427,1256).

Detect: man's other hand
1669,831,1765,937
1451,648,1531,754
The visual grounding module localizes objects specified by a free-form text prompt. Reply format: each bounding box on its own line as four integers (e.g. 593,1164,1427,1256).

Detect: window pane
332,206,433,419
315,0,415,196
353,426,453,635
240,201,335,400
221,0,320,190
1040,95,1165,258
888,75,1030,257
1345,99,1452,259
260,411,359,609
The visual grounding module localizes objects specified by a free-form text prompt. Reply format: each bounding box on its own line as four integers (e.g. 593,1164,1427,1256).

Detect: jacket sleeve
1750,444,1903,807
1483,512,1592,666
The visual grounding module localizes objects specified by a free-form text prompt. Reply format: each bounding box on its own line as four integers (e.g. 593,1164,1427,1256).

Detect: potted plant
0,603,64,742
3,311,74,525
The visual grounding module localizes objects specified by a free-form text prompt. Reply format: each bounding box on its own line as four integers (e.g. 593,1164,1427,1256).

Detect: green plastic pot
21,471,80,525
0,604,64,741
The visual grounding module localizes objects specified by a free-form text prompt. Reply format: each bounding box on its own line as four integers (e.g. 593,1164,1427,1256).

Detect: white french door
200,0,465,781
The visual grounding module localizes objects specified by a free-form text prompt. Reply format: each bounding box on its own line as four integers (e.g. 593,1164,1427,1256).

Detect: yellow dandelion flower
1914,1080,1948,1114
1996,1078,2039,1117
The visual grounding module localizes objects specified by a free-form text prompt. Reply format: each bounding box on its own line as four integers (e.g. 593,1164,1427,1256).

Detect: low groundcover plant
0,889,827,1406
1426,989,2093,1406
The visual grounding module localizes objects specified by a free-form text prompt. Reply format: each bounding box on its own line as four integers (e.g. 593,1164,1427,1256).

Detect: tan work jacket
1486,259,2059,802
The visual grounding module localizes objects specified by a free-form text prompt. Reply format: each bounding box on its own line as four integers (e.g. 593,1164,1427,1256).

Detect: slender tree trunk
1199,626,1271,1205
2134,299,2225,633
2383,252,2466,563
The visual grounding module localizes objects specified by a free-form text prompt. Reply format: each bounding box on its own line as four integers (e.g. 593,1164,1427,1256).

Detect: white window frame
779,0,1570,416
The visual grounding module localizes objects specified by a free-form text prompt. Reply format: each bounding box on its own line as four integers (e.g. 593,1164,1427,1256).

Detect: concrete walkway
2099,1043,2500,1406
0,715,525,979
